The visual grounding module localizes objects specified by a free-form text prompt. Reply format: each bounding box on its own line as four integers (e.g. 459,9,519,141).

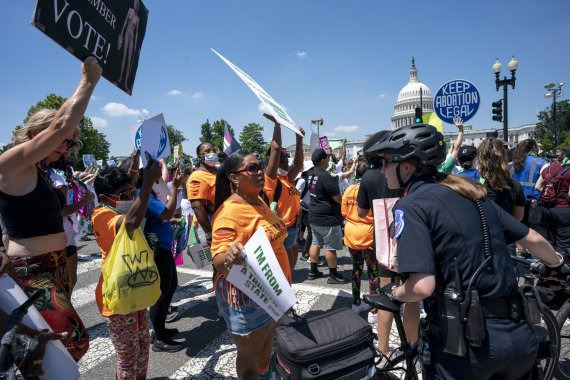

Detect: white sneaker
351,302,370,314
367,311,378,324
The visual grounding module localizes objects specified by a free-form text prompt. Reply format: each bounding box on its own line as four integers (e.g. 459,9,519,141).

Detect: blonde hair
477,138,511,191
12,108,82,158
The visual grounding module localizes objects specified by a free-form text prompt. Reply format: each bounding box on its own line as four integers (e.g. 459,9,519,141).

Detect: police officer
366,124,568,379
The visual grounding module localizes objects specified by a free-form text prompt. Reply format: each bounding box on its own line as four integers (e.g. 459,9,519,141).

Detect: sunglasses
234,161,267,175
109,188,137,201
64,139,78,149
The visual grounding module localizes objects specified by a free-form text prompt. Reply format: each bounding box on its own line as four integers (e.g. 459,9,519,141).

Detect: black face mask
369,157,383,169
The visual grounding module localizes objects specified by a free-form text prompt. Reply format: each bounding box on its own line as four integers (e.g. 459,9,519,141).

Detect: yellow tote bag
101,223,161,315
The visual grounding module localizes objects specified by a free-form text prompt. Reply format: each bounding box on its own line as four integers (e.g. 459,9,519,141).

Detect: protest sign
173,145,183,161
106,159,116,167
32,0,149,95
211,49,303,136
134,113,171,167
187,242,213,269
373,198,400,271
95,159,103,167
82,154,95,167
319,136,331,152
433,79,480,124
0,274,80,380
227,227,296,321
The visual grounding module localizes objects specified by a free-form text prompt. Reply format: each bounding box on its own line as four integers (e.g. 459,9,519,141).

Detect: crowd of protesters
1,58,570,379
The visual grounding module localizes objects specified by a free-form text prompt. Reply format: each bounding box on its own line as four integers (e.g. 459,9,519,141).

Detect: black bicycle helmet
365,124,446,167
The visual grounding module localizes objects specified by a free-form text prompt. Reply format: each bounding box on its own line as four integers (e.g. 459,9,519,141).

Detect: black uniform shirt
308,169,342,226
393,176,529,313
357,167,402,212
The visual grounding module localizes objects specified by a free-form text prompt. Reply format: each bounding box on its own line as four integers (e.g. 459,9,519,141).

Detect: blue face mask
204,153,218,164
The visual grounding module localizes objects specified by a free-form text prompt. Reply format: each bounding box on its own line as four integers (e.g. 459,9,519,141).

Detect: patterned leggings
349,248,380,311
107,310,150,379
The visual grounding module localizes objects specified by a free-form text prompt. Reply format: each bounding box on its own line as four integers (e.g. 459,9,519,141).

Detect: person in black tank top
0,58,102,363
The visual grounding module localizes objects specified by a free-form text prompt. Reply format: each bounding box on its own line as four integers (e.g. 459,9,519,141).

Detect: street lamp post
492,56,518,141
544,82,565,149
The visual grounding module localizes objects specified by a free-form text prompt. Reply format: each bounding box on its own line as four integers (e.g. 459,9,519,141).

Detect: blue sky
1,0,569,156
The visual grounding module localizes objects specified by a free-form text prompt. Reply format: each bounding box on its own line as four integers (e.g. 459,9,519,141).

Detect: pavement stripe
76,258,102,275
169,288,322,379
77,276,213,375
71,283,97,309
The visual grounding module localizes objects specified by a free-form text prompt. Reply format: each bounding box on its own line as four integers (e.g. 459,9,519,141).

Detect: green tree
200,119,213,144
22,94,111,167
239,123,266,154
166,124,186,148
534,99,570,152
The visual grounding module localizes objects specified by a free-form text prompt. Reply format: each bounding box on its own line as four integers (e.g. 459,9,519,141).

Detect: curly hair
94,167,132,197
477,138,512,191
511,139,537,172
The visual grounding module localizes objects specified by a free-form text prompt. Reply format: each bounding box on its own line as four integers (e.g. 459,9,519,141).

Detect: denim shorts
310,224,343,251
284,226,299,250
216,276,273,336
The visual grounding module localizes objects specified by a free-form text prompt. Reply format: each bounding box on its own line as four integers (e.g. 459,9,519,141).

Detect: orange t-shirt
211,198,291,283
341,183,374,250
91,206,122,317
186,170,217,205
264,174,301,228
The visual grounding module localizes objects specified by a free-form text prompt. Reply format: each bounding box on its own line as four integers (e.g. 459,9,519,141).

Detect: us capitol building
390,58,535,148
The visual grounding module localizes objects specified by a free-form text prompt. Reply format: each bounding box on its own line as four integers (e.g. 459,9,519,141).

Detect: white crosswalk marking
70,283,97,309
76,257,102,275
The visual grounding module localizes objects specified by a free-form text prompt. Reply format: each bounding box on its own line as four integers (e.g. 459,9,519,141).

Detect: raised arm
264,113,281,180
449,117,464,161
0,58,101,175
288,127,305,182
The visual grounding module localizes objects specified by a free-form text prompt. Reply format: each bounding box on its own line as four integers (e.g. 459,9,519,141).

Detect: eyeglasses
234,161,267,175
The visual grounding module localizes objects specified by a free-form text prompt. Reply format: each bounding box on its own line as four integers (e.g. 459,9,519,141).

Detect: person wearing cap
263,114,305,273
457,145,481,182
366,123,566,379
306,148,350,284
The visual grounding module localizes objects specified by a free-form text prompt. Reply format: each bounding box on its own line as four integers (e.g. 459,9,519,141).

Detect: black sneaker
307,271,323,280
152,338,185,353
317,258,327,267
327,274,350,284
150,328,179,344
165,311,180,323
168,305,179,313
300,252,310,261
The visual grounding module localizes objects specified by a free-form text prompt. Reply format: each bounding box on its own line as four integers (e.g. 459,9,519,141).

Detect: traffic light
492,100,503,122
414,107,423,123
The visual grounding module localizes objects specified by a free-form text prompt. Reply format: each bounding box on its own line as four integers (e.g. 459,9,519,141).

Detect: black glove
538,262,570,278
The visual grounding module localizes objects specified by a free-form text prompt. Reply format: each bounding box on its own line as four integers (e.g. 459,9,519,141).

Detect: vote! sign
32,0,149,95
433,79,480,124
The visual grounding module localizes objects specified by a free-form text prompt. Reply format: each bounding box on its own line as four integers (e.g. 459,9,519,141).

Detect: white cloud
168,89,184,96
102,102,147,117
323,131,337,137
91,116,108,128
295,51,307,58
142,109,149,115
192,91,204,100
378,93,387,99
333,125,360,133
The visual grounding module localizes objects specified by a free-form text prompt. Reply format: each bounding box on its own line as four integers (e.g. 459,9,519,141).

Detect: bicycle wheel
531,307,560,380
555,300,570,380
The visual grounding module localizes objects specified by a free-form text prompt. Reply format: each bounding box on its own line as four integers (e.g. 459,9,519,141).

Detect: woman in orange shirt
212,151,291,380
341,160,380,319
92,157,162,379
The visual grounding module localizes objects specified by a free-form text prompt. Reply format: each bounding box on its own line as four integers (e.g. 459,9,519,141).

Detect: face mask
114,200,134,214
203,153,218,166
277,168,289,177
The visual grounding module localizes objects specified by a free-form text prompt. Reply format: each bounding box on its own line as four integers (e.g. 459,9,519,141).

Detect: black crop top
0,170,64,239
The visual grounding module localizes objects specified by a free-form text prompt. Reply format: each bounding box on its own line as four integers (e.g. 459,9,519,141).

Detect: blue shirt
142,192,173,250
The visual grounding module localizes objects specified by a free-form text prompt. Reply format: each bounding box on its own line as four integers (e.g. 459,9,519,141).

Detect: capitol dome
391,58,434,129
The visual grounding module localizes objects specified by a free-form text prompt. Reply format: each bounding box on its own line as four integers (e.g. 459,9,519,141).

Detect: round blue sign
433,79,480,124
134,125,142,151
134,124,168,157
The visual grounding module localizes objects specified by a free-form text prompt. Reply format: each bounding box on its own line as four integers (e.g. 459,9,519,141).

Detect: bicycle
362,294,419,380
510,254,562,380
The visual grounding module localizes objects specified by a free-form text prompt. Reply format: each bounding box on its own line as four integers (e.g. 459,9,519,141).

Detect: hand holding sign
222,242,246,274
82,56,103,86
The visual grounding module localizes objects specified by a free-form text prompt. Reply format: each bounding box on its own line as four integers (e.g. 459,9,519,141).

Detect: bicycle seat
362,294,400,313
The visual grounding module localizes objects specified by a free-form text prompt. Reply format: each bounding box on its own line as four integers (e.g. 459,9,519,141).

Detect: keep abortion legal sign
433,79,480,124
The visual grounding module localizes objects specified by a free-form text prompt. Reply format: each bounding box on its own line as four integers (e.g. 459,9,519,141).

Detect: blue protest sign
433,79,480,124
135,113,171,167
